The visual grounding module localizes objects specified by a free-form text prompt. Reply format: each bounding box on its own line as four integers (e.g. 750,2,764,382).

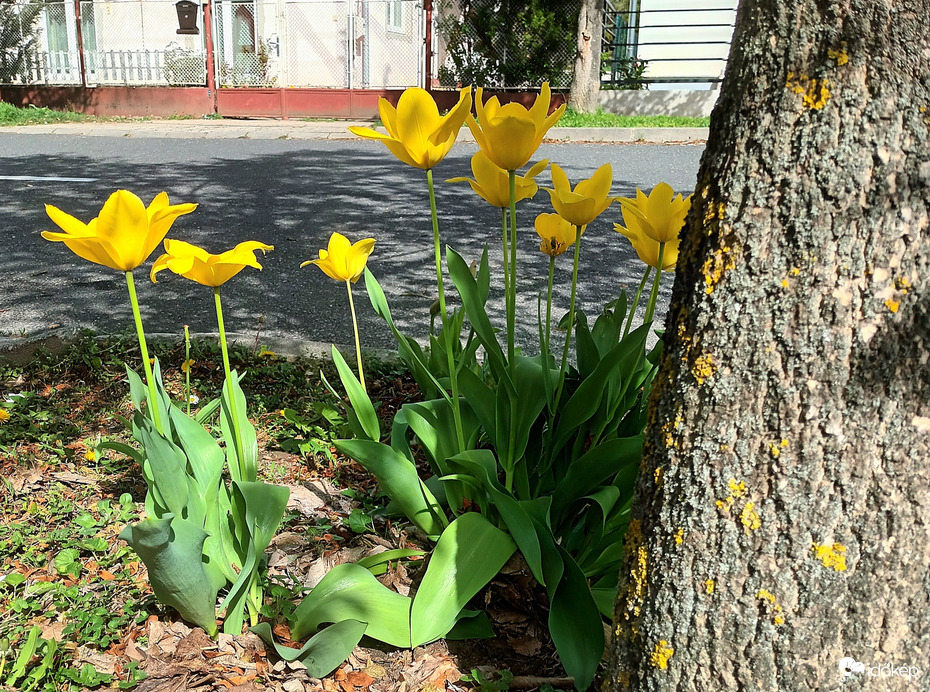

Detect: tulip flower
614,182,690,328
466,82,565,172
535,213,578,258
351,87,470,451
543,163,618,228
348,87,472,170
302,232,377,393
41,190,196,434
150,239,273,287
301,232,375,283
618,183,691,244
447,152,548,209
42,190,196,272
151,237,272,477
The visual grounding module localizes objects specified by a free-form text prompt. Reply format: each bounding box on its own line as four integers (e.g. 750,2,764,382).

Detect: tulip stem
501,206,511,350
623,265,653,338
507,170,518,368
643,243,666,325
426,169,466,453
552,225,583,417
184,325,191,417
545,256,555,358
214,288,249,481
346,280,366,393
125,271,163,433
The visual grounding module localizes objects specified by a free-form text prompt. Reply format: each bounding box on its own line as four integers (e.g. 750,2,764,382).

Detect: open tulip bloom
151,237,273,480
42,189,196,432
151,239,273,287
43,190,196,273
348,87,472,171
302,232,376,393
543,163,619,228
466,82,565,173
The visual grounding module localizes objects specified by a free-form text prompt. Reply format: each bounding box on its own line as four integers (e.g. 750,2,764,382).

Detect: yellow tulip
466,82,565,171
150,239,273,287
302,232,376,283
618,183,691,244
42,190,196,272
543,163,618,227
447,152,548,208
535,213,579,257
348,87,472,170
614,222,679,271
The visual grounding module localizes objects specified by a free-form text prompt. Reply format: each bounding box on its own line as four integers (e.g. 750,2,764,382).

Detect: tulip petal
525,159,549,179
381,137,423,169
95,190,150,270
484,114,537,171
528,82,551,128
45,204,90,236
395,88,441,163
575,163,613,202
466,114,491,154
348,125,392,141
150,253,170,283
378,97,401,139
145,201,197,263
429,87,471,147
549,164,571,194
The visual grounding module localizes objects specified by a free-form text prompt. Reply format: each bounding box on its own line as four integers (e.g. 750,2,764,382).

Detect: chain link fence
433,0,579,90
0,0,206,86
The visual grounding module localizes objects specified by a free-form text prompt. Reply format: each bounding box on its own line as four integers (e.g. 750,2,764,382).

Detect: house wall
635,0,737,88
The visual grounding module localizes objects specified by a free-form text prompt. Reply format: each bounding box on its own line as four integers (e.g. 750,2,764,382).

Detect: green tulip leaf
551,323,649,455
290,562,412,647
221,480,289,634
355,549,426,570
446,247,514,395
250,620,366,676
494,355,555,472
456,368,497,446
447,450,545,585
119,514,219,637
548,545,604,692
550,436,642,524
136,418,190,518
220,370,258,483
331,345,380,442
364,268,448,401
409,512,515,646
336,439,446,536
446,610,495,640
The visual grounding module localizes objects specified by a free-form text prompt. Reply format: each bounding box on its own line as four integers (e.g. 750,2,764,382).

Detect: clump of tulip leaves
281,85,692,690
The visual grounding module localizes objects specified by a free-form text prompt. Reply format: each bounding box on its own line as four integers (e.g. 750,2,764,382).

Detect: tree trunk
608,1,930,690
569,0,604,112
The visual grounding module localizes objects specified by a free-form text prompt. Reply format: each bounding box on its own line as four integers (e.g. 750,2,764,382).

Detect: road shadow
1,138,699,354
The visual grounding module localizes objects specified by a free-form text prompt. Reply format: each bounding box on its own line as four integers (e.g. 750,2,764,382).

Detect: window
386,0,403,33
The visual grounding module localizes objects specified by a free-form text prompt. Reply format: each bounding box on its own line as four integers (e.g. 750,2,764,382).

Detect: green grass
554,108,710,128
0,103,97,126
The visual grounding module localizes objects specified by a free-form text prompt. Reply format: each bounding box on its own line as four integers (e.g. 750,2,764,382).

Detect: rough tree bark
569,0,604,112
608,1,930,690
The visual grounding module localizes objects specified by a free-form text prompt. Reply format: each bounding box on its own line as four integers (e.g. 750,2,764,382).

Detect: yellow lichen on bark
701,245,737,294
650,641,675,669
786,72,832,109
705,579,716,594
691,353,716,384
827,47,849,65
740,501,761,533
755,589,786,625
812,542,847,571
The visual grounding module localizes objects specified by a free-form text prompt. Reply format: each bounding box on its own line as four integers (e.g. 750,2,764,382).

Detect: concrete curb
0,120,708,143
0,327,395,367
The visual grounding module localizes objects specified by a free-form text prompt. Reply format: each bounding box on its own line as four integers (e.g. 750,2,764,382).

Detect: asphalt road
0,135,704,352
